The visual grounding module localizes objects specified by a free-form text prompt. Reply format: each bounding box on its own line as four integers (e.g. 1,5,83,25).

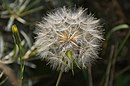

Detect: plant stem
82,69,88,86
117,29,130,55
12,24,24,86
19,45,24,86
104,45,115,86
56,71,63,86
88,64,93,86
109,29,130,86
115,66,130,78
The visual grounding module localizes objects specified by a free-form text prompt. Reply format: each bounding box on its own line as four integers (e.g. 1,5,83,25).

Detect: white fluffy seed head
34,7,104,72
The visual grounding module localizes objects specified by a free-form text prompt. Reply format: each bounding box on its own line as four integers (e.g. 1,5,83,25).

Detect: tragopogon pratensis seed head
34,7,104,72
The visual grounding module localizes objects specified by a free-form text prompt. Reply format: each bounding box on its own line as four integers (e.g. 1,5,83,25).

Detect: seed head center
58,31,80,47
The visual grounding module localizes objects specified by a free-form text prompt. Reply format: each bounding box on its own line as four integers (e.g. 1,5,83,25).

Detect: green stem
88,64,93,86
56,71,63,86
104,45,115,86
82,69,88,86
19,45,24,86
117,29,130,55
12,24,24,86
107,29,130,86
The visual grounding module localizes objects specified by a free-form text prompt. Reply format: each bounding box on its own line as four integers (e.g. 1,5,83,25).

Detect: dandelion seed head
35,7,104,72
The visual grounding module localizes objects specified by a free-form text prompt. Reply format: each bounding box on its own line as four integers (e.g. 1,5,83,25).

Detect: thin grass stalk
88,64,93,86
115,66,130,78
117,29,130,55
20,6,43,16
104,45,115,86
19,44,24,86
56,71,63,86
109,45,117,86
82,69,88,86
109,29,130,86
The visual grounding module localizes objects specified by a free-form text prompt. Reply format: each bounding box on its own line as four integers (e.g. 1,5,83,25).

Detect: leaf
25,0,42,11
6,16,15,31
2,44,19,64
0,71,8,85
2,0,11,12
106,24,129,40
2,40,25,64
16,17,27,24
20,6,43,16
20,30,32,48
0,32,4,58
18,0,30,13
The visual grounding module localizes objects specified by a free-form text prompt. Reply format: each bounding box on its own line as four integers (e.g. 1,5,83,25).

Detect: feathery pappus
34,7,104,72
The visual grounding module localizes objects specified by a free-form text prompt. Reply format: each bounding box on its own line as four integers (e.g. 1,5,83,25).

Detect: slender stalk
82,69,88,86
19,45,24,86
104,45,115,86
12,25,24,86
109,29,130,85
115,66,130,78
109,47,117,86
56,71,63,86
117,29,130,55
88,64,93,86
109,29,130,86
